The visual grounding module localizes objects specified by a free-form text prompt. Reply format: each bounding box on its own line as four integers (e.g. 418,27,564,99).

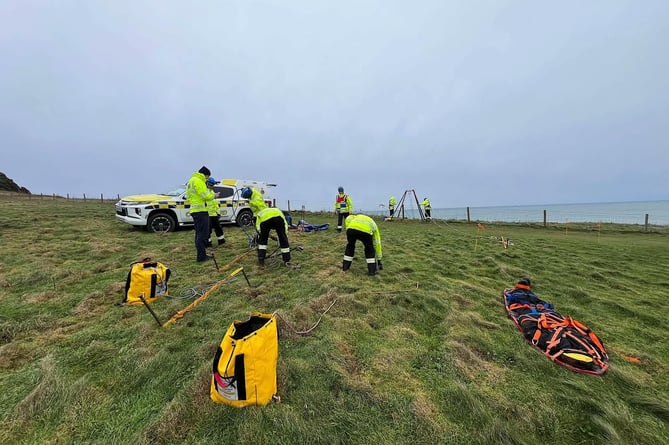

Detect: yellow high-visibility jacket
248,188,287,232
186,172,214,213
207,196,220,217
345,214,382,259
389,196,396,209
334,193,353,213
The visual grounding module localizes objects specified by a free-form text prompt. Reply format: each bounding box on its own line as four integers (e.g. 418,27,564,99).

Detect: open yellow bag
210,312,278,407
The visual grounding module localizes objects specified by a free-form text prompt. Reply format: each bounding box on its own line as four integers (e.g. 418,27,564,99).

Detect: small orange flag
477,223,485,230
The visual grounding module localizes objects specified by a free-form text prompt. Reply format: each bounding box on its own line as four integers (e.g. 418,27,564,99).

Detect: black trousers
258,215,291,263
192,212,210,261
345,229,374,258
337,211,350,231
389,207,395,217
343,229,376,274
425,209,431,218
209,215,224,238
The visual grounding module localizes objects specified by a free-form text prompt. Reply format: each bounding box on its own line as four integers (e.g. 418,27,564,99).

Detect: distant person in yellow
205,177,225,247
343,214,383,276
240,186,291,266
334,186,353,232
422,197,431,221
388,195,396,218
186,166,218,262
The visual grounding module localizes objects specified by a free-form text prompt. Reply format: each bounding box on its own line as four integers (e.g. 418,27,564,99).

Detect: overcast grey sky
1,1,667,211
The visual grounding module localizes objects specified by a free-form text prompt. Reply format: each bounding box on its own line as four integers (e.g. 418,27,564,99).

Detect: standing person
388,195,396,218
240,187,291,266
205,177,225,247
186,166,217,262
334,186,353,232
422,197,432,221
342,214,383,276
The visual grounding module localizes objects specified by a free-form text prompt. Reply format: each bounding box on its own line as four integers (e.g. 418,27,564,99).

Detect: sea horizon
364,199,669,226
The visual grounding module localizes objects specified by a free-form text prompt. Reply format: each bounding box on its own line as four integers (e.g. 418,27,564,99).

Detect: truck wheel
236,209,253,227
147,212,177,233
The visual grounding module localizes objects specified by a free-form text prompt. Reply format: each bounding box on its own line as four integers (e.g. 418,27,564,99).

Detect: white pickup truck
115,179,275,233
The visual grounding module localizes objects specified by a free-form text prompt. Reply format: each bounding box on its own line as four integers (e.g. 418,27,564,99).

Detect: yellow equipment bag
123,258,171,305
210,312,278,407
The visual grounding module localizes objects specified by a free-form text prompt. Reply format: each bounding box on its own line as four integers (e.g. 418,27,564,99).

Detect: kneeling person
343,214,383,275
240,187,291,265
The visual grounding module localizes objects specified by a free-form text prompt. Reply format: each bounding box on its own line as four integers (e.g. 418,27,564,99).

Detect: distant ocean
367,200,669,226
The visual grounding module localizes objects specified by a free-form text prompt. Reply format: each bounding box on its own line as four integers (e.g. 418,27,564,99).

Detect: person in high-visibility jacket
186,166,218,262
240,186,291,265
334,186,353,232
388,196,396,218
205,177,225,247
422,197,431,220
343,214,383,276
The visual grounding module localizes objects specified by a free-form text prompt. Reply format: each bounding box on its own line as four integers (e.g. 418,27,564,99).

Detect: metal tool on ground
239,267,252,287
139,294,164,327
240,222,258,248
240,220,278,248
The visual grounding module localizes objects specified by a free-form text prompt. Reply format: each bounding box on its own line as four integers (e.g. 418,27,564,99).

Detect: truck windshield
164,185,186,196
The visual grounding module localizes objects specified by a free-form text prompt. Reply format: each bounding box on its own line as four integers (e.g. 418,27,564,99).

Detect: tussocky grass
0,197,667,445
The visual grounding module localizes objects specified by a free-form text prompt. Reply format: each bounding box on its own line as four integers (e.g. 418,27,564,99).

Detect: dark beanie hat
198,166,211,176
518,277,531,287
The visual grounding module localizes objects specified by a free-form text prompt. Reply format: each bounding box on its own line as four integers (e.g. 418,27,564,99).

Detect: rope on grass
162,267,245,327
274,294,337,336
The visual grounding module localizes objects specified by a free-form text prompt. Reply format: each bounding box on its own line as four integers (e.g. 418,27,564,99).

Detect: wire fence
0,191,120,203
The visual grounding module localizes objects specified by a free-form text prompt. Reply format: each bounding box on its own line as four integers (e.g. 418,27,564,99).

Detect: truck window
214,186,234,199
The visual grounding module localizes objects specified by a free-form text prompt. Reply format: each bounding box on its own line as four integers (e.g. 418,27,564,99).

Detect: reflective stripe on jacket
345,214,382,259
186,172,214,213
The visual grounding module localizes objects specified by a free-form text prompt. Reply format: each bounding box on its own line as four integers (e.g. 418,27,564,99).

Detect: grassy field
0,197,667,445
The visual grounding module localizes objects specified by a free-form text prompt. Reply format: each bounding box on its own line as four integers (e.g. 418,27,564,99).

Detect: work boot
218,237,226,246
367,263,377,276
342,260,351,271
205,239,213,248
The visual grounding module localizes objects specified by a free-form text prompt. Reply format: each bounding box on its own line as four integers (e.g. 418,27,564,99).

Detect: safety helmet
206,177,217,186
240,187,252,199
338,186,344,193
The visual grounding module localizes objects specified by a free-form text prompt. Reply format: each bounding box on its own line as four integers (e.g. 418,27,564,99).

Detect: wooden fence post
645,213,649,232
466,206,470,223
543,209,547,227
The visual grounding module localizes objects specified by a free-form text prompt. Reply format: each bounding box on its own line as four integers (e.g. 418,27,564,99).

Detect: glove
377,260,383,270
